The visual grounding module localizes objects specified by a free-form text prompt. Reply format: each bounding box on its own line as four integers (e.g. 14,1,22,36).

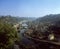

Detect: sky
0,0,60,17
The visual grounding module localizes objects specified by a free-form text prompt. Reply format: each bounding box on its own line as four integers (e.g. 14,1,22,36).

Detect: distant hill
34,14,60,25
0,15,36,25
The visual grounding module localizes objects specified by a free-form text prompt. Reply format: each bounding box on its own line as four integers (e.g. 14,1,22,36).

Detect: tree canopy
0,22,18,49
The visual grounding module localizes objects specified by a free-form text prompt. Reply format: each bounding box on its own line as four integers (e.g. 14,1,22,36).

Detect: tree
0,22,19,49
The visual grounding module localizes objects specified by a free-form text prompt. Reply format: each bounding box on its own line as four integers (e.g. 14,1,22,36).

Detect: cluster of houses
19,20,28,29
13,20,28,32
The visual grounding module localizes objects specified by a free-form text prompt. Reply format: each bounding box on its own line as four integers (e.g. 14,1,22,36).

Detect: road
24,34,60,49
24,34,60,46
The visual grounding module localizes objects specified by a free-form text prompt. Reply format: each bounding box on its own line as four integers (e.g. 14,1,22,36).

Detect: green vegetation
0,22,19,49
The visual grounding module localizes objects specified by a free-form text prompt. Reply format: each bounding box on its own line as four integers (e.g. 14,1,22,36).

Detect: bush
0,23,18,49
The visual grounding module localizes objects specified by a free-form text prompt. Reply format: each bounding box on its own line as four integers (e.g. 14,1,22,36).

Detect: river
20,29,35,45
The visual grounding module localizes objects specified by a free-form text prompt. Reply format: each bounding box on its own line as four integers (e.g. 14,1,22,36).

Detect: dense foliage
0,22,18,49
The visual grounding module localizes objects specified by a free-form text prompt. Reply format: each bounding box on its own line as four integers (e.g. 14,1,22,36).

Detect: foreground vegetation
0,22,19,49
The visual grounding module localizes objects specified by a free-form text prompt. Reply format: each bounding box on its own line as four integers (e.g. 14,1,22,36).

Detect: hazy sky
0,0,60,17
